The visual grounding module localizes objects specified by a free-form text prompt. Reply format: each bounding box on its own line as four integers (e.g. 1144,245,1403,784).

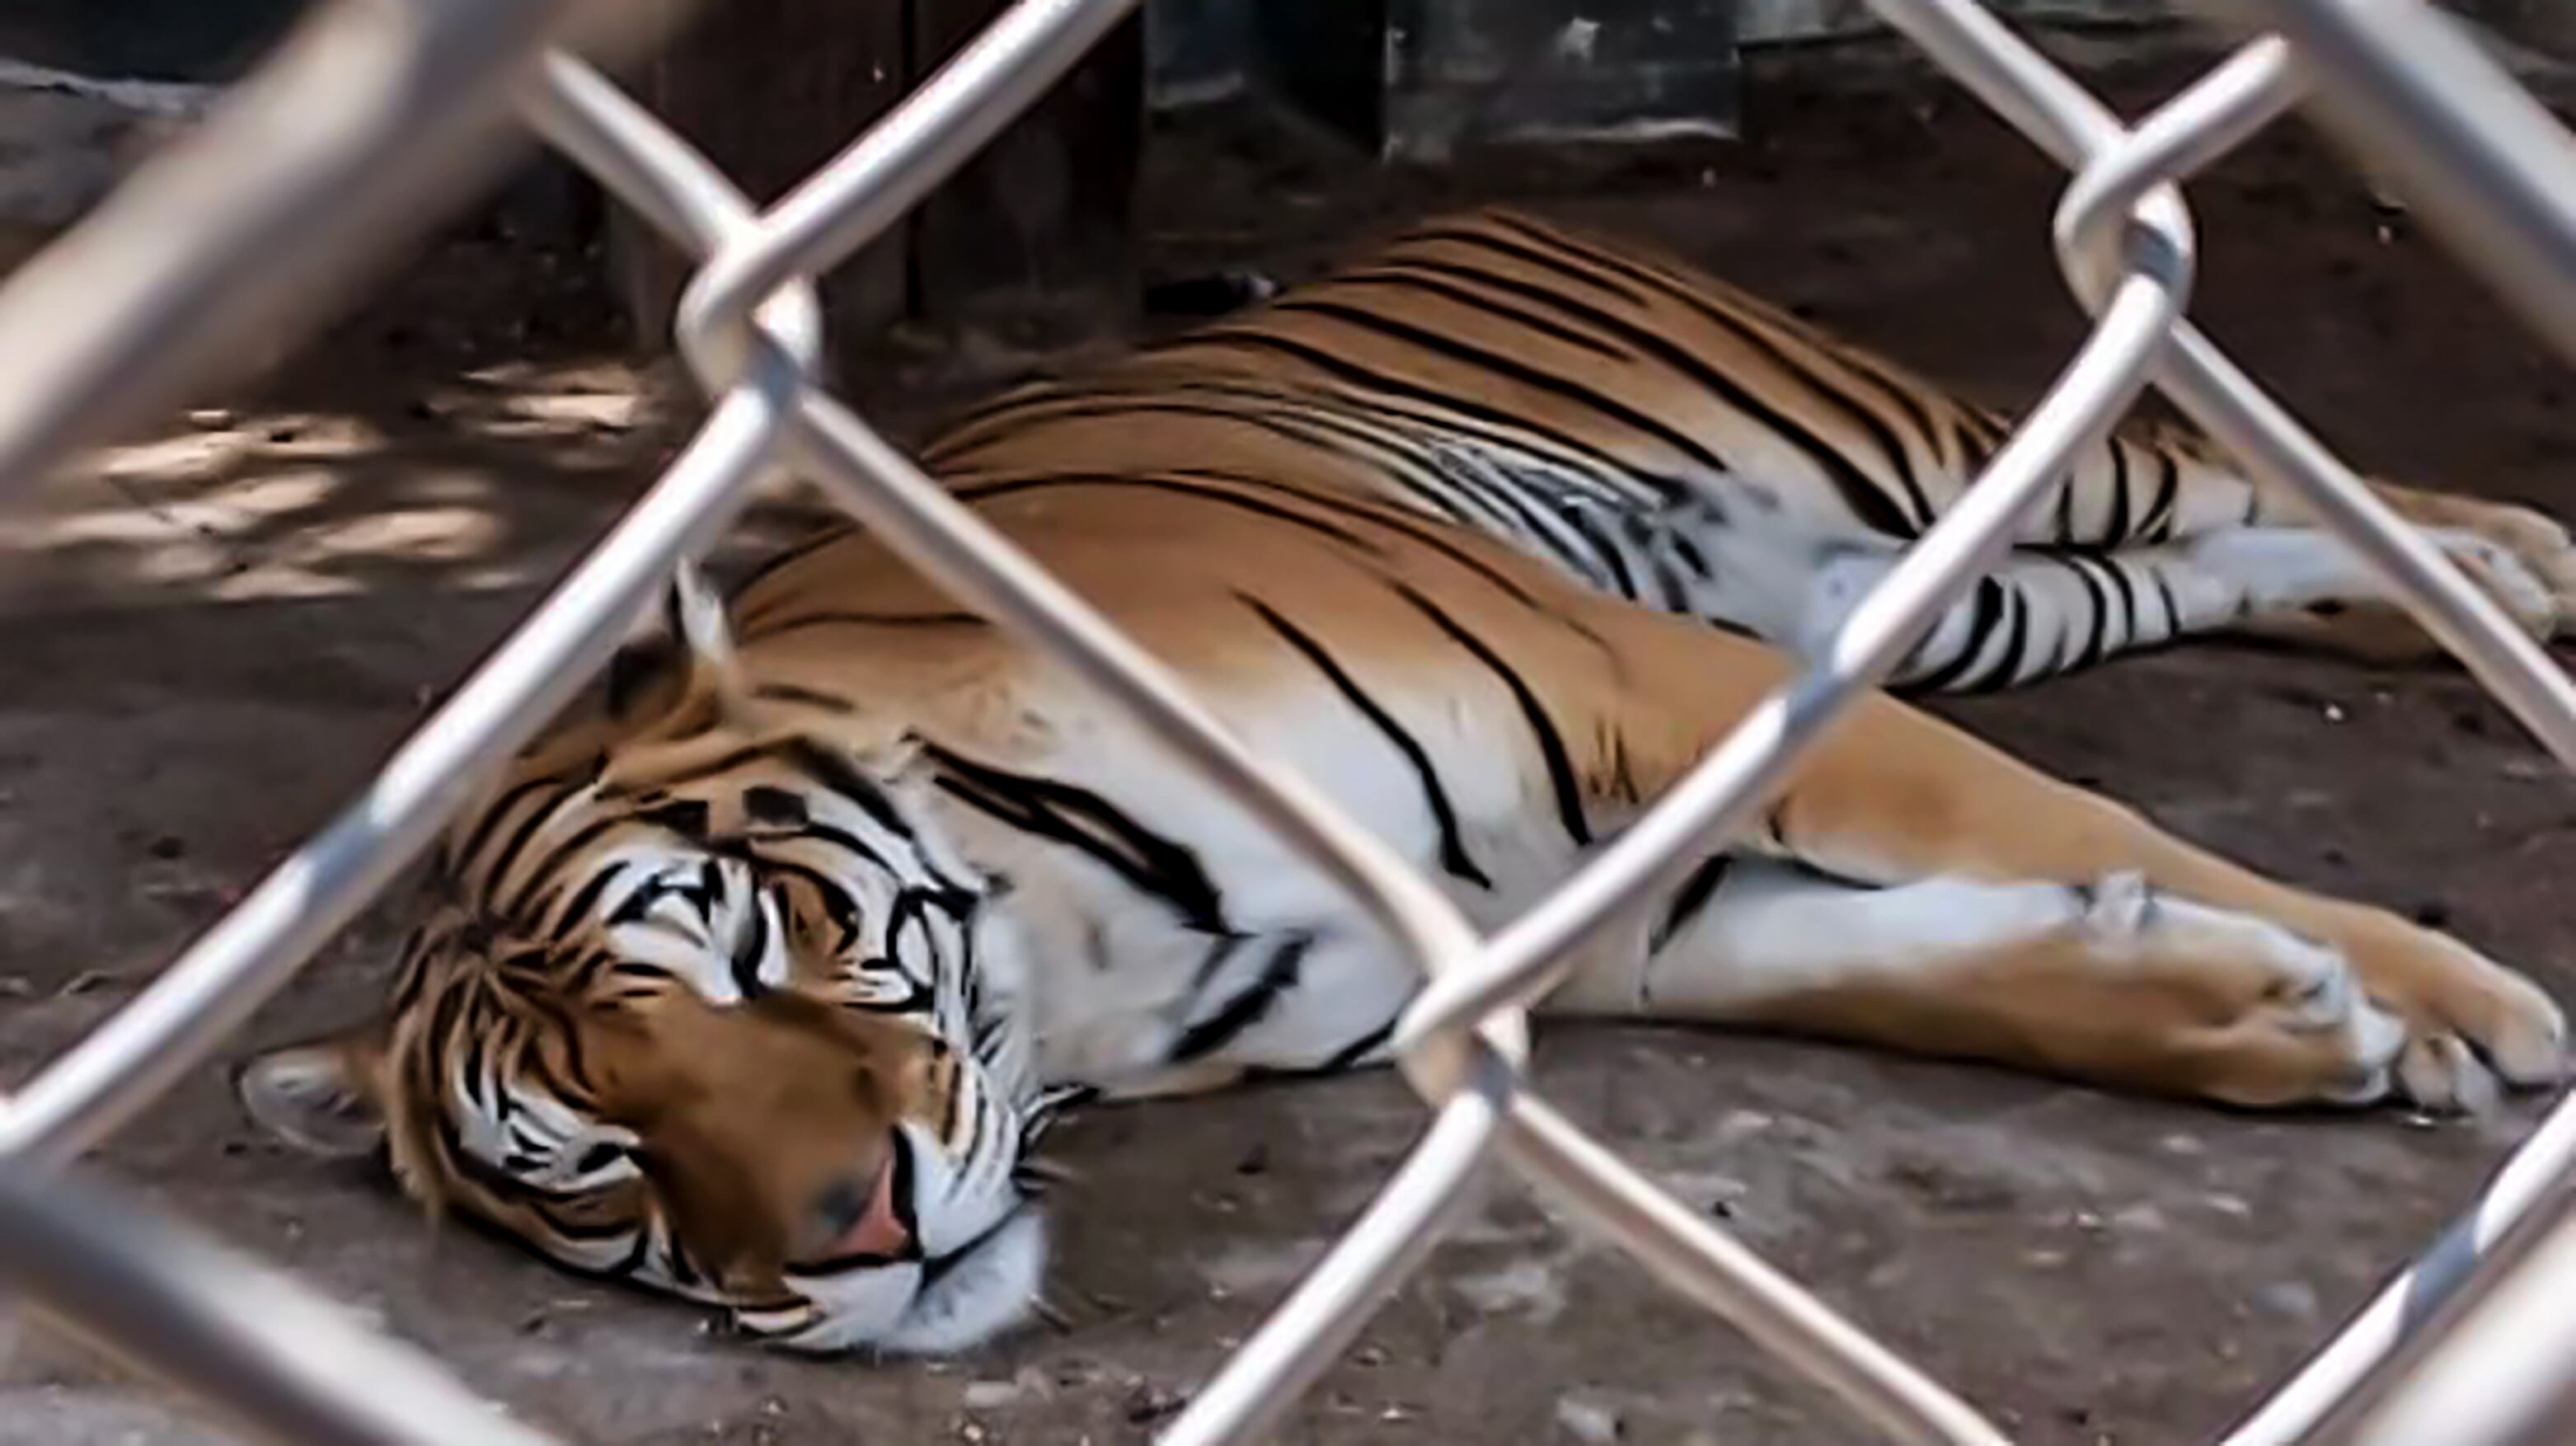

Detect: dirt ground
9,35,2576,1446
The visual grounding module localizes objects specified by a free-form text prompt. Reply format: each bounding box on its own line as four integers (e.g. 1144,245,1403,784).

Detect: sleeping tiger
237,207,2575,1355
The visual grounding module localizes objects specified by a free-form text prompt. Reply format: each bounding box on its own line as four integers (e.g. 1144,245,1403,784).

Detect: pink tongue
829,1157,908,1260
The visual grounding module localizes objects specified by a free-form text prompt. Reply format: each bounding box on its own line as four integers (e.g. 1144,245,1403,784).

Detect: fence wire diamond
2,0,2576,1441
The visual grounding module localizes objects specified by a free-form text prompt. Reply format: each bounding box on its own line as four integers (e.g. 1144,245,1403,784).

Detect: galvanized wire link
5,0,2576,1441
2179,6,2576,1439
0,1163,560,1446
1860,4,2576,1444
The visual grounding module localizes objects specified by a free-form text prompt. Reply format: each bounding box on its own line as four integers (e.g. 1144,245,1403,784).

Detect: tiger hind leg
1546,861,2417,1109
2076,448,2576,662
2231,478,2576,664
1786,523,2564,692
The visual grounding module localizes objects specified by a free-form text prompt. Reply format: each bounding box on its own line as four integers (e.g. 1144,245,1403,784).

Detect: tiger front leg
1705,693,2569,1110
1550,861,2415,1108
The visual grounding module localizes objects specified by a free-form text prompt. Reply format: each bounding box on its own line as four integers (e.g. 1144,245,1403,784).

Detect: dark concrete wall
0,0,304,81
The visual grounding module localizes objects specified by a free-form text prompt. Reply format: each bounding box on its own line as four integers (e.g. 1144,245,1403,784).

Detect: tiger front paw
2339,912,2569,1113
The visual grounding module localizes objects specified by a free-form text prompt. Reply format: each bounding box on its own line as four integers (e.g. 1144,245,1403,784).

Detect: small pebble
1555,1396,1623,1443
2260,1280,2320,1320
1124,1383,1185,1425
2111,1204,2166,1233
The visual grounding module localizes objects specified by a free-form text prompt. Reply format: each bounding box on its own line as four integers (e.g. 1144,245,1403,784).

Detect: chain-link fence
5,0,2576,1440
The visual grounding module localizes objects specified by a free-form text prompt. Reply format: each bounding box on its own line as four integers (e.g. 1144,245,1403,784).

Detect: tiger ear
602,560,759,734
235,1026,390,1160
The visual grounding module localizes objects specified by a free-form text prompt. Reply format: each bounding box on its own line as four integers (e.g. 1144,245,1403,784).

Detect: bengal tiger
237,207,2575,1356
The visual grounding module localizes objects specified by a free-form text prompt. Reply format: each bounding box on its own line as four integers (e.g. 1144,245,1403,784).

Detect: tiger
237,206,2575,1357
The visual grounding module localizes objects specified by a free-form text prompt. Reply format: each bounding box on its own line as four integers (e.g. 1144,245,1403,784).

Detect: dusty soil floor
9,37,2576,1446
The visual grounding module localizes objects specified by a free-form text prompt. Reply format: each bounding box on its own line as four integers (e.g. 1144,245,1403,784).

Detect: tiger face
237,597,1054,1353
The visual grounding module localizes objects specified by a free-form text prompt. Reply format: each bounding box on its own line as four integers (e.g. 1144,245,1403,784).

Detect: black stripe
2142,449,2181,542
1898,575,2006,693
2065,555,2116,674
1174,327,1690,500
777,739,916,841
1325,265,1629,358
1390,583,1593,847
761,858,861,942
1170,932,1316,1063
386,932,435,1020
924,743,1231,934
1265,296,1757,512
603,738,913,846
1462,214,1934,533
640,799,711,842
1373,249,1654,325
933,1047,966,1149
661,1230,703,1289
2100,555,2142,650
936,389,1482,522
528,997,601,1099
507,815,626,923
750,611,986,636
2151,569,2184,636
1982,579,2033,692
1244,596,1494,890
1650,556,1691,613
1557,501,1644,599
751,683,859,713
730,519,856,594
1181,372,1682,505
1650,852,1735,956
606,640,677,719
1391,218,1653,307
744,785,809,827
1166,467,1597,634
1189,931,1250,988
955,471,1380,553
729,897,772,999
461,777,577,891
1321,1012,1401,1072
548,861,631,943
606,873,663,927
772,819,899,879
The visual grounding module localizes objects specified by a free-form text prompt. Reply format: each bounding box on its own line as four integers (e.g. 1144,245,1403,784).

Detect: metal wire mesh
2,0,2576,1441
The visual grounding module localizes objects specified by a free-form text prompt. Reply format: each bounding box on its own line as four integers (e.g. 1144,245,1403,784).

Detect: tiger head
234,567,1053,1354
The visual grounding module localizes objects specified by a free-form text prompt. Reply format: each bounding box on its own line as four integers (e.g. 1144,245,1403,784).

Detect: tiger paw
2428,527,2563,644
2338,912,2569,1113
2381,486,2576,642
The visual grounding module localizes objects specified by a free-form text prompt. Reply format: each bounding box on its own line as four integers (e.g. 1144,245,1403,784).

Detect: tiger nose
814,1152,911,1262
